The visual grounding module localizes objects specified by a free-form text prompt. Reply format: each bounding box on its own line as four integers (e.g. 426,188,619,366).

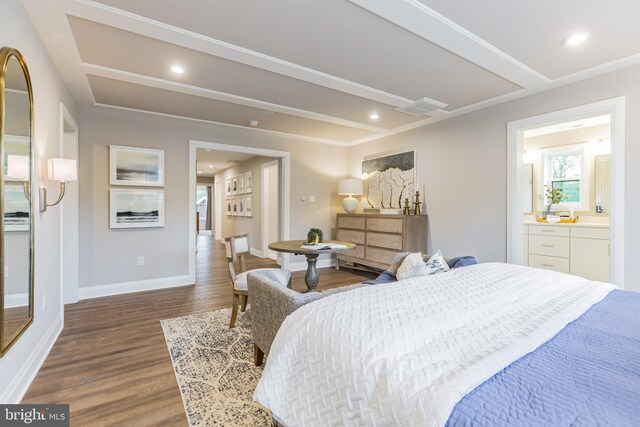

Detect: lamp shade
47,158,77,182
7,155,30,180
338,178,363,196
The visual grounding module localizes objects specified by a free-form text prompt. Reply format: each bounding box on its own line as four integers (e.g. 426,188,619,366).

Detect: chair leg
254,344,264,366
241,294,248,312
230,293,240,328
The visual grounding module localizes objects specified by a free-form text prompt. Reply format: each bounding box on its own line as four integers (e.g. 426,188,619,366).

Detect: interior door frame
506,97,626,287
188,140,291,283
59,102,80,306
261,159,280,262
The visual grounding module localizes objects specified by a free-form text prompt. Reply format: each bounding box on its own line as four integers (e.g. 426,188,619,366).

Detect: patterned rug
160,308,273,427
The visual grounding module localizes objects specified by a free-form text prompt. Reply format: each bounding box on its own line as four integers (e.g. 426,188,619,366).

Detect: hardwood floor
23,235,374,426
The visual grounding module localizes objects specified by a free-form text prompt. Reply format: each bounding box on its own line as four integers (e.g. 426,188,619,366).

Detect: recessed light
208,165,213,168
249,120,259,127
198,170,203,174
170,64,185,74
563,32,589,46
206,149,211,152
369,113,380,120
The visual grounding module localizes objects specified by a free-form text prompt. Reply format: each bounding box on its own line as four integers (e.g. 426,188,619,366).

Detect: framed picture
238,197,245,216
226,179,232,196
4,184,30,231
231,177,238,195
226,198,232,216
231,198,239,216
362,150,415,210
244,196,252,217
244,172,252,193
237,175,244,194
110,145,164,187
110,189,165,228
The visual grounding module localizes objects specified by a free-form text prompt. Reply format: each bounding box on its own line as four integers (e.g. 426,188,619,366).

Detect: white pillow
396,252,428,281
425,250,450,275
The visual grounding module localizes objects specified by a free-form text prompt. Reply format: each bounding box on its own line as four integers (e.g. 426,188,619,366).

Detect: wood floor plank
22,236,375,426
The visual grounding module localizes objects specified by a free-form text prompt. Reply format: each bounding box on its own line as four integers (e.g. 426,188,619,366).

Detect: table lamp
338,178,363,213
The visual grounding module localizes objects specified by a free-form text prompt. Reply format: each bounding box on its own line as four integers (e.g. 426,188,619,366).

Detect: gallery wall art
109,189,165,228
362,151,415,210
226,171,252,217
110,145,164,187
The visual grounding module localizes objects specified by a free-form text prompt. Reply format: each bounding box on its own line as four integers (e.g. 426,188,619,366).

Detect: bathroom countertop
523,221,609,228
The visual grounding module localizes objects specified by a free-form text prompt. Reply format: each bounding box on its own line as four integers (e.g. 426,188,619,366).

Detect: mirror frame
0,47,35,357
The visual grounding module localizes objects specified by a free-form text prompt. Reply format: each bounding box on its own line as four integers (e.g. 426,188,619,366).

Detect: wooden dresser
336,213,428,271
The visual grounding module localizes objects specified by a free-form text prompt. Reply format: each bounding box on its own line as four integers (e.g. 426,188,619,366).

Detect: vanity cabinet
525,224,610,282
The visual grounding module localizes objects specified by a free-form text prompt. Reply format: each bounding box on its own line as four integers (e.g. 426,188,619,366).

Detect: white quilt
253,263,615,427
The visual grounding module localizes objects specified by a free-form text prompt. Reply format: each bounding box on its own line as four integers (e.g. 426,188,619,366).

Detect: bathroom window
542,145,589,211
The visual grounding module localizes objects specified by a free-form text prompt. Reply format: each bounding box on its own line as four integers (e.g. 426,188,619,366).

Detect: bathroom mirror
1,47,34,356
595,154,611,214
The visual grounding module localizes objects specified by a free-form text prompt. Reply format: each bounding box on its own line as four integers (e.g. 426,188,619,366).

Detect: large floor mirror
1,47,34,356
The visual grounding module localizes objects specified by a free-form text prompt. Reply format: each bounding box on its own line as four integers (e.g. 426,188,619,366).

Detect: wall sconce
40,158,77,212
7,155,31,200
338,178,363,214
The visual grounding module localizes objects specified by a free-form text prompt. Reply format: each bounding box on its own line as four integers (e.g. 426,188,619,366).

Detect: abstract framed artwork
109,189,165,228
226,198,232,216
244,172,252,193
226,179,232,196
237,175,244,195
110,145,164,187
238,197,245,216
4,184,30,232
231,198,239,216
362,150,415,210
231,177,238,195
244,196,252,217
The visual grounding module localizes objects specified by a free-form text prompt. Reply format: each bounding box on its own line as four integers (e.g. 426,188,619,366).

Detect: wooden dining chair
224,234,292,328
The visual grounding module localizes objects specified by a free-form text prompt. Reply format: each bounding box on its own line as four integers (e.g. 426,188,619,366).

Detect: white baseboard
79,274,193,301
0,312,63,403
198,230,212,236
5,292,28,309
289,258,336,272
250,248,263,258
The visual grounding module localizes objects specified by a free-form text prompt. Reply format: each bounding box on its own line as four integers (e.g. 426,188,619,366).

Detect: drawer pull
541,244,555,248
541,264,555,268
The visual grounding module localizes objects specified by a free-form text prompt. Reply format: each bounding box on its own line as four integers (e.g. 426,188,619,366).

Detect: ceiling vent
396,97,448,116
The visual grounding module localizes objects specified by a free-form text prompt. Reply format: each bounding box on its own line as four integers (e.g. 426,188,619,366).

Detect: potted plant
544,186,563,218
307,228,324,244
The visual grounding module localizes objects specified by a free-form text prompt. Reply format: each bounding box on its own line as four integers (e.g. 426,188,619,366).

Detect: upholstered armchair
247,271,363,365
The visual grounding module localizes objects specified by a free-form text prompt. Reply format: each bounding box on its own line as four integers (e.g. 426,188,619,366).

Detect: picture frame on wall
4,183,30,232
237,174,244,195
110,145,165,187
244,172,252,193
238,197,245,216
231,198,238,216
226,179,232,196
362,150,416,211
231,177,238,195
109,189,165,228
226,198,232,216
244,196,252,217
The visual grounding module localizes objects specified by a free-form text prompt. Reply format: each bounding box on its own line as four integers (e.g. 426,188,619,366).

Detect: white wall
348,64,640,292
0,0,79,402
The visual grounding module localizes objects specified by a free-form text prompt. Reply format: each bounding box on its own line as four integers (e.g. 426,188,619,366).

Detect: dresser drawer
337,216,365,230
367,217,403,234
571,227,609,240
366,232,403,250
528,225,570,237
529,254,570,274
365,246,398,266
340,244,364,259
529,235,570,258
337,229,365,245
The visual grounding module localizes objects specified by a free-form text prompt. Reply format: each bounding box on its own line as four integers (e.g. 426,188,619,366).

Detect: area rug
160,308,273,427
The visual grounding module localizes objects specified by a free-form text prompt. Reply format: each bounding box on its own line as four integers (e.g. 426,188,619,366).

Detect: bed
253,262,640,426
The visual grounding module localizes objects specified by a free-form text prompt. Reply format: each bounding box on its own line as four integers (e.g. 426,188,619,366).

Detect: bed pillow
396,252,428,281
425,250,451,275
388,252,411,275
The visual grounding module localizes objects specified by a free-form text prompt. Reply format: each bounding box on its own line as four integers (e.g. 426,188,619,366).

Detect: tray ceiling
20,0,640,145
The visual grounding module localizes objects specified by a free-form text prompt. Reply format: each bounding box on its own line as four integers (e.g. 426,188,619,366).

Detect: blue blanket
446,290,640,426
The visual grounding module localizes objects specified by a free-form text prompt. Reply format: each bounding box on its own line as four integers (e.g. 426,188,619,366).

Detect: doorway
188,140,291,284
262,160,280,262
507,98,626,287
60,103,79,304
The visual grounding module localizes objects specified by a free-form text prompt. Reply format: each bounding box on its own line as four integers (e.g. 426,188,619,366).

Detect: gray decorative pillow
425,250,450,275
397,252,428,281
